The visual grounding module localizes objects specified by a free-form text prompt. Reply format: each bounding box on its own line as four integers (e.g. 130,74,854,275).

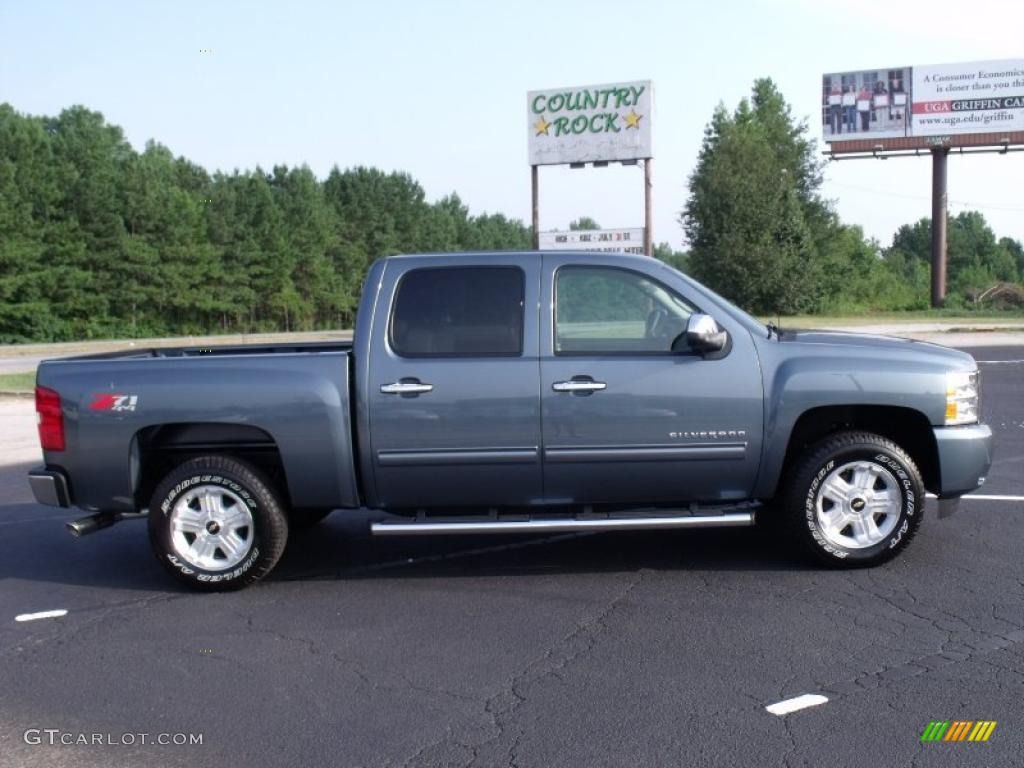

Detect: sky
2,0,1023,249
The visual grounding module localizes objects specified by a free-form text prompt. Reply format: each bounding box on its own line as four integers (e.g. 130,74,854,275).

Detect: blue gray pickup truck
28,251,993,589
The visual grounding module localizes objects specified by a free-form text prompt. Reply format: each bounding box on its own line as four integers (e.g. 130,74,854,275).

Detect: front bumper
28,467,71,508
933,423,993,498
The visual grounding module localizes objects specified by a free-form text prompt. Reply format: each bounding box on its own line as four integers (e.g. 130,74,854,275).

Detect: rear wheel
781,431,924,567
148,455,288,590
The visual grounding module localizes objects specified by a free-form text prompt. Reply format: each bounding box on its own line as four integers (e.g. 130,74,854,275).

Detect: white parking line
977,360,1024,364
15,609,68,622
926,493,1024,502
766,694,828,716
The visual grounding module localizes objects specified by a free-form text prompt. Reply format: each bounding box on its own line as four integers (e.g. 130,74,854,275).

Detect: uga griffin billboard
823,59,1024,143
527,80,652,165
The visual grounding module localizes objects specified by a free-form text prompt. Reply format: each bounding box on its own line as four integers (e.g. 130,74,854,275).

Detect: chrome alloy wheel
169,485,254,571
815,460,901,549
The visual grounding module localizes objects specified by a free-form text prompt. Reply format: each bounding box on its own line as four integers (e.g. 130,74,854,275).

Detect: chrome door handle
380,381,434,395
552,380,607,393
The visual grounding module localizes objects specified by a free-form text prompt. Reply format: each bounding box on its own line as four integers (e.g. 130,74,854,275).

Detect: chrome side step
370,511,754,536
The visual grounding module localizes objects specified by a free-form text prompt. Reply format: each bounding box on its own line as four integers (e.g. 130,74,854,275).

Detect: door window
555,266,696,354
390,267,524,357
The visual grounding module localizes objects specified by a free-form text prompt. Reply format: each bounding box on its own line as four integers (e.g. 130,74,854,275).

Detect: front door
367,258,542,509
540,256,763,505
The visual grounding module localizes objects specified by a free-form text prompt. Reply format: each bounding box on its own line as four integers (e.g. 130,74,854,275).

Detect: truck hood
779,329,977,370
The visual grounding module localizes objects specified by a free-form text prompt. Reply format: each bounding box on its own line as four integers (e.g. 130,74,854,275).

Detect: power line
825,180,1024,213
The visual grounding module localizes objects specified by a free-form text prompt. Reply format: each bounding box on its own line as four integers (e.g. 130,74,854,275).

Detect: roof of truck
382,250,660,262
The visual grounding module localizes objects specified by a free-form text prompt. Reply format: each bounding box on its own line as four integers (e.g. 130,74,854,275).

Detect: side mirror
679,313,727,354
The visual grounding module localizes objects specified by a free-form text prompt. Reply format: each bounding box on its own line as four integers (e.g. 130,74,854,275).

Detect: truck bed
35,345,359,513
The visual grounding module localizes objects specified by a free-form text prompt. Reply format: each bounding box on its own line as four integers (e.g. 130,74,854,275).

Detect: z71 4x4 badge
89,393,139,412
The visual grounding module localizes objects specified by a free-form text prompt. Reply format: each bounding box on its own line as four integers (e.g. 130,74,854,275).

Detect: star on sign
534,115,551,136
624,110,643,129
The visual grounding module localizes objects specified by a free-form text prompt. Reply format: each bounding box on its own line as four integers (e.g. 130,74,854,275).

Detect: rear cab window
389,266,525,357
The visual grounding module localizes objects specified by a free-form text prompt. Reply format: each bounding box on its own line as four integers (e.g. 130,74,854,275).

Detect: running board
370,511,754,536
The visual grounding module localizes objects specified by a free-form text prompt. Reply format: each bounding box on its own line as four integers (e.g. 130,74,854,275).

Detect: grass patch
0,372,35,393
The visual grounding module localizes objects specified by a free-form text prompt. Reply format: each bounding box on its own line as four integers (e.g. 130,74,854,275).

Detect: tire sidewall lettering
194,547,260,582
804,459,848,558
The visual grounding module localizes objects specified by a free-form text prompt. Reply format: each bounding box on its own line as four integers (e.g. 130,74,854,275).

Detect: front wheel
148,456,289,590
781,431,924,567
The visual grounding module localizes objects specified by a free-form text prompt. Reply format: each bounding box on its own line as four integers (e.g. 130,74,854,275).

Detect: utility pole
930,148,949,307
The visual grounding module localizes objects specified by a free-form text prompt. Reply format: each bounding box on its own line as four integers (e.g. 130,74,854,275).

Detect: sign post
527,81,654,255
644,158,653,257
531,165,539,250
821,59,1024,307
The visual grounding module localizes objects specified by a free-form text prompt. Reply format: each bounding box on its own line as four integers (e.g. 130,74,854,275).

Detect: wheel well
781,406,940,493
133,423,292,510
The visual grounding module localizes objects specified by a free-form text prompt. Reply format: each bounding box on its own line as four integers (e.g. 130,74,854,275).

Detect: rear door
366,257,542,509
539,254,764,505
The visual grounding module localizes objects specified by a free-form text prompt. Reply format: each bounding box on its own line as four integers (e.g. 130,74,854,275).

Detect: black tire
148,456,288,591
288,509,332,530
780,431,924,567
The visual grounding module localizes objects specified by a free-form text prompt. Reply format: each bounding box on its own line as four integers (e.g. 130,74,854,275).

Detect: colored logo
920,721,997,742
89,394,139,412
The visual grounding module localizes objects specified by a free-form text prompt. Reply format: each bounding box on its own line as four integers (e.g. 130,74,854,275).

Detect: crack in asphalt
280,532,594,583
387,568,648,768
1,592,190,658
752,563,1024,765
231,609,480,712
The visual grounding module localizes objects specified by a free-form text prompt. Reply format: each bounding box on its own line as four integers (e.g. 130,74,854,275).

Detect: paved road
1,347,1021,767
0,356,45,375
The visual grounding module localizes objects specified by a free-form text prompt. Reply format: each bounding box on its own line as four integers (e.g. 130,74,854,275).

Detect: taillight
36,386,65,451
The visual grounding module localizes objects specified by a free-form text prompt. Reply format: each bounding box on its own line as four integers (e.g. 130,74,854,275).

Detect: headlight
945,370,979,425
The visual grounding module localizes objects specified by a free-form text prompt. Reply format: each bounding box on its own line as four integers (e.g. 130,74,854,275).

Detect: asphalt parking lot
1,345,1021,768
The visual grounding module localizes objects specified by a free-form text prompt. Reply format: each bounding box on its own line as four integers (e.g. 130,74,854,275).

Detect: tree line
683,79,1024,315
0,104,530,342
2,91,1023,343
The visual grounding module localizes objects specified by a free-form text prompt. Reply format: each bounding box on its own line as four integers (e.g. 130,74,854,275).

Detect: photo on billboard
822,67,911,142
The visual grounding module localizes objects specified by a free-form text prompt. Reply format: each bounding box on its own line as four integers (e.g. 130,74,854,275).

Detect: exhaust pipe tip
65,512,120,538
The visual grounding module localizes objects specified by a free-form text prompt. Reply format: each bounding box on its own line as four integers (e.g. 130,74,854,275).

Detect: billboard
539,227,645,254
823,59,1024,144
528,81,652,165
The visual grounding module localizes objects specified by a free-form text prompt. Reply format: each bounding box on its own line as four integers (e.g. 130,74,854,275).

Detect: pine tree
683,90,820,314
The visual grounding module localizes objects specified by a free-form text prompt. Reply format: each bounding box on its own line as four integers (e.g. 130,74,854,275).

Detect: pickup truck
28,251,993,590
